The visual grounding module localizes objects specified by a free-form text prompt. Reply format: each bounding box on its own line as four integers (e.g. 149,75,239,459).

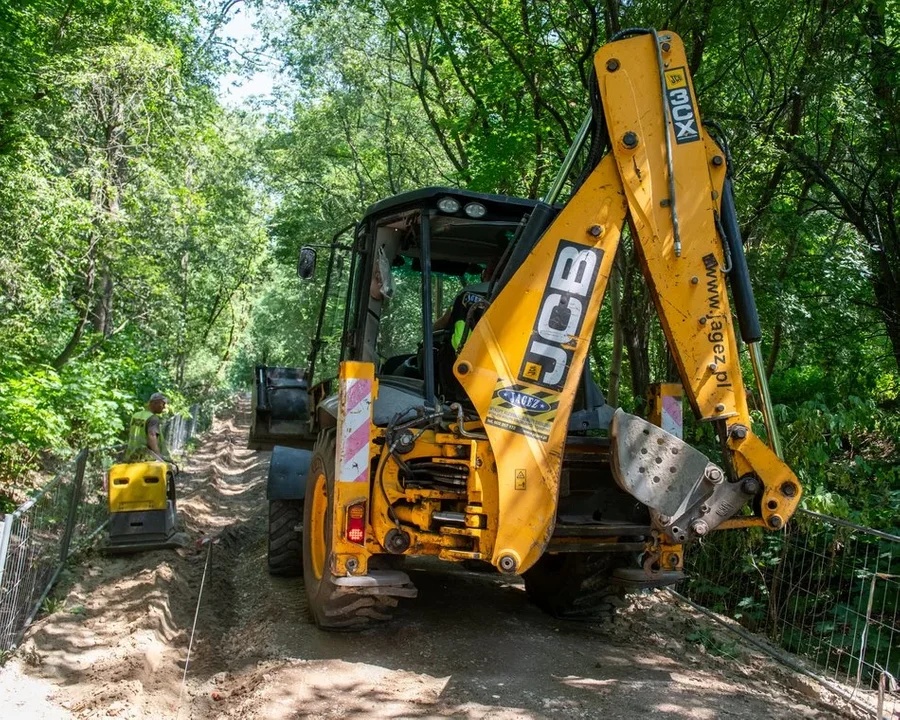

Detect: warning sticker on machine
485,381,559,442
514,469,526,490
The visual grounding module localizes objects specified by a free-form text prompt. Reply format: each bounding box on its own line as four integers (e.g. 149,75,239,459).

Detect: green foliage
779,396,900,530
40,595,67,616
685,624,739,658
687,516,899,683
249,0,900,523
0,352,189,483
230,264,323,382
0,1,270,498
1,0,898,534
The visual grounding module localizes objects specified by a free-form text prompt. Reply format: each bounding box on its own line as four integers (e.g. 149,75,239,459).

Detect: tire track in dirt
1,398,852,719
0,399,271,719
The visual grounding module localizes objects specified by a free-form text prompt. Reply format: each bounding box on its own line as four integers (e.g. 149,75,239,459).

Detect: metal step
332,570,418,598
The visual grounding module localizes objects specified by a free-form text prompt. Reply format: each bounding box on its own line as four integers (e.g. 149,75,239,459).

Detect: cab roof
362,186,541,223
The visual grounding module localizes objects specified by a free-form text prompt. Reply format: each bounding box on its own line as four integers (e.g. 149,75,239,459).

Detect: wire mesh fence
682,509,899,718
0,451,86,653
0,407,200,656
163,404,199,457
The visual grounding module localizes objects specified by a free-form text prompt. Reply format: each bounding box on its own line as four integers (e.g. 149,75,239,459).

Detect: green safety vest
124,409,170,462
449,283,490,350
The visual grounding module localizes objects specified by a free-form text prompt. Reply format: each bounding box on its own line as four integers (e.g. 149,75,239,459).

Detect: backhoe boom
455,30,801,575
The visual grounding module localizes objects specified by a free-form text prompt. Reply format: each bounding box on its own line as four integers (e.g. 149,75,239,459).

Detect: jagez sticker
485,382,559,442
664,67,700,144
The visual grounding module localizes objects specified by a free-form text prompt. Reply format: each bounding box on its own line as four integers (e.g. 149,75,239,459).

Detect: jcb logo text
519,241,602,391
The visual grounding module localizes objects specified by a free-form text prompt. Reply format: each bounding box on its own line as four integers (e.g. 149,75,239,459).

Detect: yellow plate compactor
104,462,188,553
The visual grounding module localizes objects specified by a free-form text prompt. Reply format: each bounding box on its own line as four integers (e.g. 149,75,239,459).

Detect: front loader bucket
249,365,312,450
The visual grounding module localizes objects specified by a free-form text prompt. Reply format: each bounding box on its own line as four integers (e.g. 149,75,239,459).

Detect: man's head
148,392,168,414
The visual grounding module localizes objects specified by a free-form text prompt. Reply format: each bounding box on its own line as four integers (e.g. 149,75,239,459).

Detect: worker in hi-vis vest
434,256,500,351
125,392,172,463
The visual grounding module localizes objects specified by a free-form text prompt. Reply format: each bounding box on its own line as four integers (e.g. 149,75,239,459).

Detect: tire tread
523,552,629,622
268,499,304,577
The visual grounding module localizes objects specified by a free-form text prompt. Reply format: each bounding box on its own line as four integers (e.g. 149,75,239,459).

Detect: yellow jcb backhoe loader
256,28,801,628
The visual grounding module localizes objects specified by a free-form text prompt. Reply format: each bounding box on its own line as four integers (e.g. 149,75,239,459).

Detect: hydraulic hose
719,178,761,344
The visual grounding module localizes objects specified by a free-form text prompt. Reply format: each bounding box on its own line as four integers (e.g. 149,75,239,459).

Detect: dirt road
1,401,849,719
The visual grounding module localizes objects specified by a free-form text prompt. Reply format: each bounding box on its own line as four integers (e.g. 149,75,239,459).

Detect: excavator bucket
610,410,755,544
103,462,188,553
249,365,311,450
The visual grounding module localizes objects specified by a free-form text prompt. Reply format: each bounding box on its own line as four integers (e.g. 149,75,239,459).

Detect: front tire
523,552,628,622
267,499,304,576
302,429,398,630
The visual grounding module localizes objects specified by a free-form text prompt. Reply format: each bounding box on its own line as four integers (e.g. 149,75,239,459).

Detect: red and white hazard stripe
335,364,374,483
661,393,683,439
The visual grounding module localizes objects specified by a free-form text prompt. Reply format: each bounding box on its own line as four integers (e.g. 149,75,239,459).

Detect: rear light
346,502,366,545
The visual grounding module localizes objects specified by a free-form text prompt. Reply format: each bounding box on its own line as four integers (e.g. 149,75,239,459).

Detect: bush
779,395,899,531
0,353,188,499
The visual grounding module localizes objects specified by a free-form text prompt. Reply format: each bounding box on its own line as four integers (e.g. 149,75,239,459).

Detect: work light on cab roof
437,196,461,213
464,202,487,218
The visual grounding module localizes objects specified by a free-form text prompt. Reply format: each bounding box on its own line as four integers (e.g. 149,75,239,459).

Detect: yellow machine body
105,461,183,553
295,31,802,629
108,462,169,513
452,32,799,573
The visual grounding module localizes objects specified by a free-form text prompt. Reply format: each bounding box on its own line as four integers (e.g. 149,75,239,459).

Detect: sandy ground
0,399,858,719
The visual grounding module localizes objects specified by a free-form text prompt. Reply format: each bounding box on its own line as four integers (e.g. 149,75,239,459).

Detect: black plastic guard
267,445,312,501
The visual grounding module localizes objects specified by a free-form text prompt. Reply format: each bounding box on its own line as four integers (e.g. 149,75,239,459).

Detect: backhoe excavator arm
455,30,801,575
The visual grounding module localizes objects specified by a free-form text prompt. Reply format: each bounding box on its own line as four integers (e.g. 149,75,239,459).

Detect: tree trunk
619,242,651,413
52,214,100,369
604,0,620,38
91,271,113,336
176,249,189,387
787,1,900,371
52,307,91,370
861,1,900,369
870,243,900,370
607,264,623,407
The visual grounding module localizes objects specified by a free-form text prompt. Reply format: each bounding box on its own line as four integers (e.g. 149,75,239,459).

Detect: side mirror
297,246,316,280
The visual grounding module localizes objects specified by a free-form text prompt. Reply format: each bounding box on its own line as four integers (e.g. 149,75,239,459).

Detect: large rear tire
302,429,398,630
523,552,628,622
267,499,304,576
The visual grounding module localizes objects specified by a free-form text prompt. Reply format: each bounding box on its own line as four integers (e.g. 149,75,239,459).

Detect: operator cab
356,188,535,394
303,186,612,436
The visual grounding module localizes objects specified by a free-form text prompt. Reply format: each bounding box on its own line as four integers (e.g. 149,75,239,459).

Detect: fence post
59,449,88,563
766,524,790,642
0,513,13,593
855,572,879,689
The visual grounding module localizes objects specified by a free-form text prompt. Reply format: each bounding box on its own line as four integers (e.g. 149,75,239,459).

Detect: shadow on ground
3,397,845,720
